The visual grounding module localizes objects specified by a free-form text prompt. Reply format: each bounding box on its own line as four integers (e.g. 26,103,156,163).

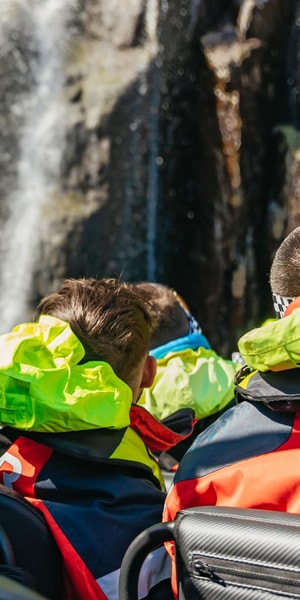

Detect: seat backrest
119,506,300,600
0,484,63,600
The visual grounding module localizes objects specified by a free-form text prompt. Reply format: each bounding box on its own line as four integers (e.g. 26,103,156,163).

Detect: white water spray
145,0,160,281
0,0,77,333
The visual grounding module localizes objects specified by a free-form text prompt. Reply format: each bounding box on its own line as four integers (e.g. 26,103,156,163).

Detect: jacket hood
0,315,132,432
238,308,300,372
139,345,238,421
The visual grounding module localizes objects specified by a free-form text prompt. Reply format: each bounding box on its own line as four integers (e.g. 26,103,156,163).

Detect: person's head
270,226,300,318
129,282,201,348
36,277,156,402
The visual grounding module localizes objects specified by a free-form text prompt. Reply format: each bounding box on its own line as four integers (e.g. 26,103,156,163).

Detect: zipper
193,554,300,595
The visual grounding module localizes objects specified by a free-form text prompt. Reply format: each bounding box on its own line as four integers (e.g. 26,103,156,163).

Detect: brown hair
36,278,154,385
270,226,300,296
129,282,190,348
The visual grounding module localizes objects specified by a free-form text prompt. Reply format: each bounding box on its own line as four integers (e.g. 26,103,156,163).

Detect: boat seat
119,505,300,600
0,484,63,600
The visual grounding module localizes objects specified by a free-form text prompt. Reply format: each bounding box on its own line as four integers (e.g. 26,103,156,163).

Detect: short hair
270,226,300,296
129,282,190,348
36,278,154,384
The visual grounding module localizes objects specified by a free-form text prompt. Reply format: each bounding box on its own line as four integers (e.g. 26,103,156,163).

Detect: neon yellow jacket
0,314,133,432
238,308,300,372
139,336,239,421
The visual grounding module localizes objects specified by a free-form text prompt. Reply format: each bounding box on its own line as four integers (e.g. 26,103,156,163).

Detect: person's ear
140,355,156,388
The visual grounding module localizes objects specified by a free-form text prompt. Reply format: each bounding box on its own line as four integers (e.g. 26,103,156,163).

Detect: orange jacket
163,392,300,597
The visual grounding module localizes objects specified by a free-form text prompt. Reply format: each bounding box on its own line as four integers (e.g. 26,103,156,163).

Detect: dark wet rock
0,0,297,356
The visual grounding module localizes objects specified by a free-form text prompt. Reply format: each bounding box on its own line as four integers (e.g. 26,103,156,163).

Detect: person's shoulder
172,400,295,485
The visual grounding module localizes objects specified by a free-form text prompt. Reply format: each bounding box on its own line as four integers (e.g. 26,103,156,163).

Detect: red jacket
163,369,300,597
164,401,300,520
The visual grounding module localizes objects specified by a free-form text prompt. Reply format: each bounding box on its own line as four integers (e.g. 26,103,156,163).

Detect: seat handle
119,521,174,600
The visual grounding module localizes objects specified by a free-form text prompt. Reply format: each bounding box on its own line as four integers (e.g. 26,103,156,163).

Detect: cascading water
0,0,77,334
0,0,292,354
145,0,160,281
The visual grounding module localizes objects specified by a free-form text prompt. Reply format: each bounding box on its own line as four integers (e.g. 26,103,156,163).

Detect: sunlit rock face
0,0,297,355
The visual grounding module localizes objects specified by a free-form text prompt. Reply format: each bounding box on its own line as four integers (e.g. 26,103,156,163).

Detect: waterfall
0,0,77,334
145,0,160,281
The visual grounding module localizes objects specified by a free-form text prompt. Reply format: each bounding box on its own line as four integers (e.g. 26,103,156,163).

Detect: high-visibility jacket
0,314,195,600
164,397,300,521
163,395,300,598
139,333,239,423
0,402,192,600
163,311,300,598
165,309,300,521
